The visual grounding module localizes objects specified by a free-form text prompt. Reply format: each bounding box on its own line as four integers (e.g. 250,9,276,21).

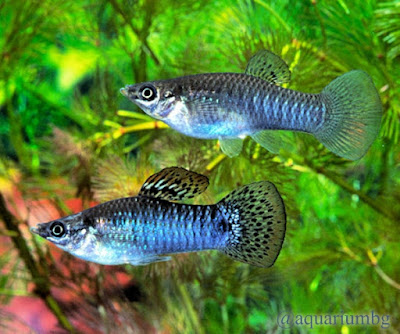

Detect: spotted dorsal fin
139,167,209,201
245,50,291,85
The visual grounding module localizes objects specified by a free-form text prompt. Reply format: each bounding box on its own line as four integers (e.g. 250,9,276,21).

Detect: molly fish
31,167,286,267
121,50,382,160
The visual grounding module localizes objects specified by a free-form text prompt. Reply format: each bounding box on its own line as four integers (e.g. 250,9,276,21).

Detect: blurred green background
0,0,399,333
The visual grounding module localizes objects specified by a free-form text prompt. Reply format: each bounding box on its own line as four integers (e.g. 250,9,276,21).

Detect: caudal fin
218,181,286,267
316,70,382,160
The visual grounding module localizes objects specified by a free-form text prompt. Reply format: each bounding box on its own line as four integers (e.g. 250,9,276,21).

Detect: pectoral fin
251,130,282,154
219,138,243,157
245,50,291,85
184,97,225,114
139,167,209,201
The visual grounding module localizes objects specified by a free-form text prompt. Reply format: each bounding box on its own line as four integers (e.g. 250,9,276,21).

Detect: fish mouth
30,226,39,234
120,87,129,97
120,86,139,100
30,223,47,236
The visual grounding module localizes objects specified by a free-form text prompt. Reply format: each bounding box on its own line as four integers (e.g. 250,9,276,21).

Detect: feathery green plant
0,0,399,332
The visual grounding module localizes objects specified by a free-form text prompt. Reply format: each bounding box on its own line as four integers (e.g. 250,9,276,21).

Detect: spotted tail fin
218,181,286,267
316,70,382,160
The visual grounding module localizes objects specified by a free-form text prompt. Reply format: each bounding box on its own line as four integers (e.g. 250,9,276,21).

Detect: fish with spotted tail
30,167,286,267
121,50,382,160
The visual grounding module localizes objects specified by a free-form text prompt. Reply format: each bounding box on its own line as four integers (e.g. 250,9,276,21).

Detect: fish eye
50,222,65,237
140,85,157,101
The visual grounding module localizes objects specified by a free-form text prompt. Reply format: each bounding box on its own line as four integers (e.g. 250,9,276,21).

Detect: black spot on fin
139,167,209,201
219,138,243,157
245,50,291,85
218,181,286,267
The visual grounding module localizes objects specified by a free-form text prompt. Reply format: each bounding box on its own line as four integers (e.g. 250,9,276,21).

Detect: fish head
30,213,95,255
120,81,180,121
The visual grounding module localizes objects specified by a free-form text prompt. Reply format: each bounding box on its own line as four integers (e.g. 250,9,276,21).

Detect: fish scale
166,73,324,135
87,197,227,259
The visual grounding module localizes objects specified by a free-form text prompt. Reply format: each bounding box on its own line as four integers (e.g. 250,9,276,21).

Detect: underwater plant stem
121,121,169,133
221,303,229,334
366,249,400,290
342,244,400,290
0,289,32,297
0,193,76,333
45,295,76,332
0,194,43,285
378,140,390,196
373,265,400,291
177,284,204,334
206,154,226,172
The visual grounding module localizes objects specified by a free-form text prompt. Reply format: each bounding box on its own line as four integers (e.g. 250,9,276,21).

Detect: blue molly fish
120,50,382,160
31,167,286,267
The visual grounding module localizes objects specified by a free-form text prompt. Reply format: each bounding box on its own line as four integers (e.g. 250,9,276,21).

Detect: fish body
54,197,227,265
31,167,286,267
121,50,382,160
128,72,324,139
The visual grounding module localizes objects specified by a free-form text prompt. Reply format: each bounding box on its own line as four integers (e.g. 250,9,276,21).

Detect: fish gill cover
0,0,399,333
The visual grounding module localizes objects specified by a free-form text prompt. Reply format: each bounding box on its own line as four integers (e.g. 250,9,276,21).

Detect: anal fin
219,138,243,157
127,255,172,266
251,130,282,154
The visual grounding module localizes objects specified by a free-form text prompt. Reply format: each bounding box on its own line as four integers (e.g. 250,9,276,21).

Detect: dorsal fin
245,50,291,85
139,167,209,201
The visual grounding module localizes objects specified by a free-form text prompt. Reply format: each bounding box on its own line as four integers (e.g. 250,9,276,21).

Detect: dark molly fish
31,167,286,267
121,50,382,160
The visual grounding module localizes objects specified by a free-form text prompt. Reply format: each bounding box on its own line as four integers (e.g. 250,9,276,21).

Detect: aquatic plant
0,0,399,332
